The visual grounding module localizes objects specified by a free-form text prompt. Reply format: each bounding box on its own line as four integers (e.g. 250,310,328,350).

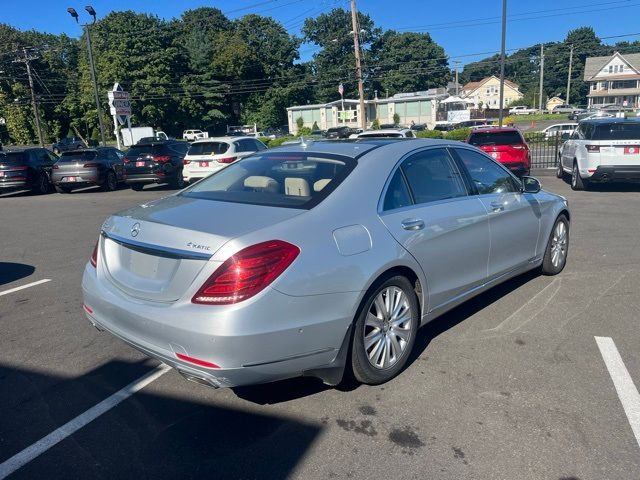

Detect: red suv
466,127,531,176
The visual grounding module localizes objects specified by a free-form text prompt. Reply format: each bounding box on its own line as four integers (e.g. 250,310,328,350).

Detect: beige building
546,96,565,111
286,89,449,134
584,52,640,108
461,76,523,109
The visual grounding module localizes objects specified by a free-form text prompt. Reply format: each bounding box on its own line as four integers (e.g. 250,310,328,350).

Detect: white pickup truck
509,106,538,115
182,129,209,141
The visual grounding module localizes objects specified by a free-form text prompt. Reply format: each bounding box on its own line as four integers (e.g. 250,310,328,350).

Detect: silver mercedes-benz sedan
82,139,570,388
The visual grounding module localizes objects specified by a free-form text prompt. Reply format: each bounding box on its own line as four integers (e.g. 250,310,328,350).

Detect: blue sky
4,0,640,64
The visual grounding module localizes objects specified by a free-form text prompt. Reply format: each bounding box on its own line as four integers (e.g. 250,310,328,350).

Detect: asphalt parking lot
1,176,640,479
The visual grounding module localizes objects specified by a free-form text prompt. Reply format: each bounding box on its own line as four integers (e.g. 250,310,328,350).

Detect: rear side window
400,148,467,205
383,169,412,211
592,122,640,140
468,131,524,146
59,151,97,162
182,152,355,209
188,142,229,156
169,142,189,155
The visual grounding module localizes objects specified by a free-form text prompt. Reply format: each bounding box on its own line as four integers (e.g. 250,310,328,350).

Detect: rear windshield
2,152,28,164
187,142,229,156
181,152,355,209
592,122,640,140
58,151,97,161
468,131,523,146
125,144,166,156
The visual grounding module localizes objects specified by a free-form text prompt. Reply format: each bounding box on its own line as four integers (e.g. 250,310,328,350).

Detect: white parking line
0,364,170,479
0,279,51,297
595,336,640,449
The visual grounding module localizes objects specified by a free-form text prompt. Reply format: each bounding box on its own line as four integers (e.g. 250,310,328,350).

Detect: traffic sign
338,83,344,96
108,83,131,122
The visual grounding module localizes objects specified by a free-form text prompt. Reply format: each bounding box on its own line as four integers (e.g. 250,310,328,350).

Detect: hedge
443,128,471,141
416,130,443,139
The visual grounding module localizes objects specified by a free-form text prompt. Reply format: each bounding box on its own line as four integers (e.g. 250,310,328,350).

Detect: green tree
370,31,450,95
303,8,380,102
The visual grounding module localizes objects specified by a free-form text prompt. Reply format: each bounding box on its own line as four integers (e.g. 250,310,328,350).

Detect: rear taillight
9,166,28,171
83,162,100,168
512,144,527,150
183,159,191,165
586,145,600,153
217,157,236,164
52,164,59,169
90,240,98,268
153,155,171,163
123,157,130,164
192,240,300,305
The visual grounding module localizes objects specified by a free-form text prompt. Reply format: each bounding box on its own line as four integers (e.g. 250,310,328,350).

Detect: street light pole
498,0,507,127
68,6,106,146
566,44,574,106
350,0,366,130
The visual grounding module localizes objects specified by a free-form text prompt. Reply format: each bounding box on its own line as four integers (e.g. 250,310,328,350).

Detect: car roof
582,117,640,124
268,138,459,159
190,136,254,143
469,126,519,133
360,128,411,135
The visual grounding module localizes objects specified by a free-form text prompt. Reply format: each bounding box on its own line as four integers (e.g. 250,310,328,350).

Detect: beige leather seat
244,176,279,193
285,177,310,197
313,179,331,192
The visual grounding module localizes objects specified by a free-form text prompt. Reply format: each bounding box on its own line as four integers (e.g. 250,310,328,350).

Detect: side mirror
521,176,541,193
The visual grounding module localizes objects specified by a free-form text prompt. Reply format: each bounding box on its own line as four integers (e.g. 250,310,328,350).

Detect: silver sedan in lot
82,139,570,388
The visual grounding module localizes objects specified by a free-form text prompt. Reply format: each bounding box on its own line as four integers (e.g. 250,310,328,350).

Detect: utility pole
454,60,460,96
498,0,507,127
84,26,106,145
538,44,545,112
68,6,106,146
15,48,44,146
566,44,574,105
350,0,366,130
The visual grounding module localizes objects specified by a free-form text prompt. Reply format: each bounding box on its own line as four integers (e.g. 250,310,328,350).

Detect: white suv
182,136,267,184
182,129,208,141
557,118,640,190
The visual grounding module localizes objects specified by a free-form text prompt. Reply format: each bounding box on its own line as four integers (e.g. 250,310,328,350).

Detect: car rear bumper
589,165,640,182
123,174,165,184
501,162,530,177
52,171,100,186
81,263,356,388
0,180,29,190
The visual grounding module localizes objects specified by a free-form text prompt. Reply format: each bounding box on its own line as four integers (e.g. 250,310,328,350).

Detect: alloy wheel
550,220,568,268
363,287,413,370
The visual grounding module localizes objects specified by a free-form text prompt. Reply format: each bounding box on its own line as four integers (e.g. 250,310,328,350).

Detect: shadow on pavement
0,262,35,286
0,360,321,479
408,269,540,366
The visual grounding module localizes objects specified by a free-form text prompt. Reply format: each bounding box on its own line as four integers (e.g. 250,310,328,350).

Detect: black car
51,147,125,193
122,140,189,191
0,148,56,194
325,126,354,139
52,136,86,154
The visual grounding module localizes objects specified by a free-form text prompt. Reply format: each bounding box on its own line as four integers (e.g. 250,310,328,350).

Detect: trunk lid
100,195,303,302
478,144,528,164
598,141,640,166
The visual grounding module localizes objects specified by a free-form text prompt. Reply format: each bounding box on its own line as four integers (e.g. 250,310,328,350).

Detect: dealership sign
107,83,131,124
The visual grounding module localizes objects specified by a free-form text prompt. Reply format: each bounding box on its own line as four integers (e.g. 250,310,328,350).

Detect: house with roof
461,75,523,109
584,52,640,109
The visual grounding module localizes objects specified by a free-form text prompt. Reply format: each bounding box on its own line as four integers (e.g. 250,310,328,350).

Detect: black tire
130,183,144,191
102,170,117,192
571,161,588,191
350,275,419,385
32,173,49,195
556,160,565,179
541,214,570,275
55,185,72,194
170,170,185,189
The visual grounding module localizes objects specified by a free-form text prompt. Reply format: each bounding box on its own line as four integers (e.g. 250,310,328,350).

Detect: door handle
401,219,425,230
490,201,505,212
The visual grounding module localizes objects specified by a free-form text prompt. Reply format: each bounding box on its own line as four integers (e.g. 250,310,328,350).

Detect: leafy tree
296,117,304,130
393,112,400,124
303,8,380,102
369,31,450,96
371,118,380,129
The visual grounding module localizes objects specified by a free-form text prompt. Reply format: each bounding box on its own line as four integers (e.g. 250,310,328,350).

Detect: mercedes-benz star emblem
131,222,141,237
